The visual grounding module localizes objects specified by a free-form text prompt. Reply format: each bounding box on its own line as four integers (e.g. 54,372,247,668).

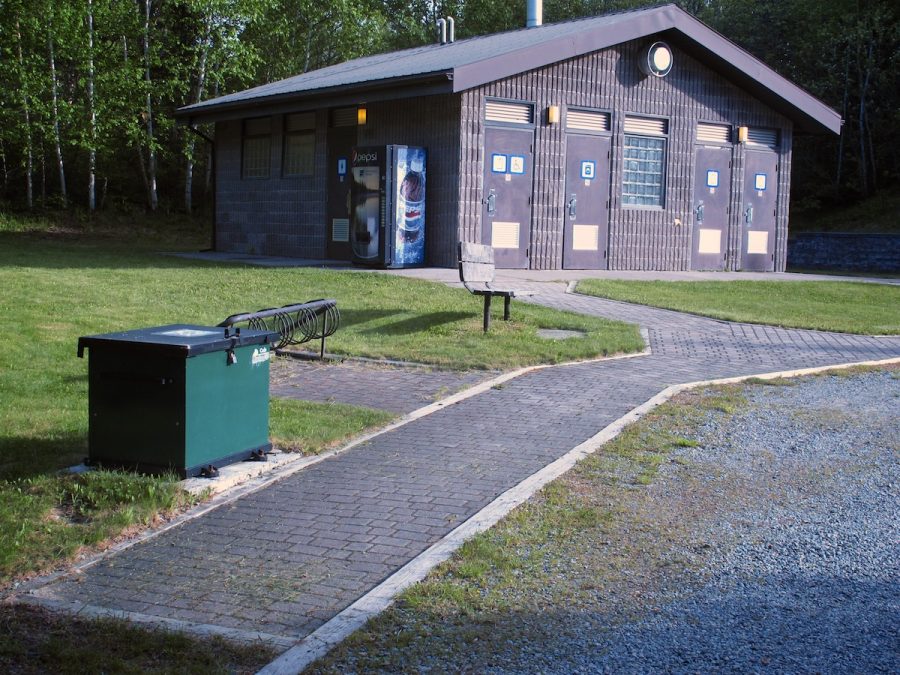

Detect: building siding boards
215,112,328,257
211,34,795,271
458,38,792,270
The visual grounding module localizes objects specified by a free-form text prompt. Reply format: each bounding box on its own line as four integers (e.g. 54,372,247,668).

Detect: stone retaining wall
787,232,900,272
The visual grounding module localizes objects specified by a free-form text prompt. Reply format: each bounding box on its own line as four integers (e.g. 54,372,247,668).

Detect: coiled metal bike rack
218,299,340,358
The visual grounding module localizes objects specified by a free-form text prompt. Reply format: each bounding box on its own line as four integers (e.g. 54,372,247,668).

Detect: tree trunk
15,20,34,210
1,142,8,192
87,0,97,211
40,141,47,207
205,81,218,194
48,28,67,205
185,14,212,212
141,0,158,211
857,40,874,197
835,51,849,190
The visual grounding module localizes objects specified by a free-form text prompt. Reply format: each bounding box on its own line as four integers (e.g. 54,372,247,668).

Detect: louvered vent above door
624,116,668,136
746,127,779,148
330,107,357,128
567,109,611,132
697,123,731,144
485,100,534,125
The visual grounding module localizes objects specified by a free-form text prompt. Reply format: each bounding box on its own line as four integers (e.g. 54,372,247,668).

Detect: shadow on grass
0,434,87,481
0,232,217,271
354,311,472,336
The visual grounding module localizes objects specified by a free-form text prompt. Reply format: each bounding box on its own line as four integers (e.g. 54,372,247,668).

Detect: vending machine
350,145,426,268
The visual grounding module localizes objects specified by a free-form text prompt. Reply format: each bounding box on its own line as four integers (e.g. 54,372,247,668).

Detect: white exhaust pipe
526,0,542,27
447,16,455,43
437,18,447,44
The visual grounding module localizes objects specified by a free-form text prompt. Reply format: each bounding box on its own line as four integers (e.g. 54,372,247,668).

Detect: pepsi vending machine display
350,145,426,268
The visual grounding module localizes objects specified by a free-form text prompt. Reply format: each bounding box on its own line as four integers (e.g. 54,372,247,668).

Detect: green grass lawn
576,279,900,335
0,603,276,674
0,219,639,586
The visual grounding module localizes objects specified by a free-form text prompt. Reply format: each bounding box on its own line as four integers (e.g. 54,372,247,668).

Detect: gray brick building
177,4,840,271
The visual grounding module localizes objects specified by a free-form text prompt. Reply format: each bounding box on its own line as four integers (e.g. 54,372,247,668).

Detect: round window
640,41,673,78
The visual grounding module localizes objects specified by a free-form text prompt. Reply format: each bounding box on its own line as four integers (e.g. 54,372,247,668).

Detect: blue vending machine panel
392,145,426,267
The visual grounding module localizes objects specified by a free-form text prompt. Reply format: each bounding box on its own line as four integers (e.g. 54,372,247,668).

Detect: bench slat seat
458,242,535,332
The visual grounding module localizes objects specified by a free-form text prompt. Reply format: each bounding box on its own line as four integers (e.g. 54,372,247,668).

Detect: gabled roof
178,4,840,134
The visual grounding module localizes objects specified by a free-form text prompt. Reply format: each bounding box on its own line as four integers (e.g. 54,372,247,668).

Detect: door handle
486,189,496,216
744,205,753,225
568,194,577,219
695,201,704,223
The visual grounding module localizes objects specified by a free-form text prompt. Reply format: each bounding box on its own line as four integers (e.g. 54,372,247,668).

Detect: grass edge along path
0,602,277,675
0,398,394,589
576,278,900,335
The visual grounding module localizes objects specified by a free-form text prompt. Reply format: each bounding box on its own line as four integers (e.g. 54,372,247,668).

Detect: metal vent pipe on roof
526,0,542,27
437,18,447,44
447,16,455,42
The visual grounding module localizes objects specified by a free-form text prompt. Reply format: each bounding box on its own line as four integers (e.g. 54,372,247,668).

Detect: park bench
218,299,340,358
458,241,535,332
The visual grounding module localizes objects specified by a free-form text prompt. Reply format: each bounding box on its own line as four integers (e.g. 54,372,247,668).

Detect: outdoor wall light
357,107,367,125
547,105,560,125
738,126,749,143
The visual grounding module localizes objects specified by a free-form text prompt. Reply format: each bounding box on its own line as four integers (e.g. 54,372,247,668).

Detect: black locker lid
77,324,278,358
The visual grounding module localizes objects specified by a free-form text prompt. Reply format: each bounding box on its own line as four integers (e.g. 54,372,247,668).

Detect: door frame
326,120,357,261
739,148,778,272
481,123,536,269
562,132,612,269
690,143,733,271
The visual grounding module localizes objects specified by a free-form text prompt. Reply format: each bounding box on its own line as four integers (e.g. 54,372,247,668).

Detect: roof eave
176,71,454,123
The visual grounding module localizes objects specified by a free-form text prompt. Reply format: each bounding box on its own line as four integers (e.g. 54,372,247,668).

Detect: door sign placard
491,154,508,174
754,173,767,191
509,155,526,175
580,160,596,180
706,169,719,188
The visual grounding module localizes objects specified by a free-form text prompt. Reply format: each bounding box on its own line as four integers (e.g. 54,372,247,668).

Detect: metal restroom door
691,145,731,270
740,150,778,271
326,125,357,260
563,134,610,269
482,127,534,268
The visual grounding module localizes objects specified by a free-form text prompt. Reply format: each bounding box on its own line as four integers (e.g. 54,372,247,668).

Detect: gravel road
312,369,899,674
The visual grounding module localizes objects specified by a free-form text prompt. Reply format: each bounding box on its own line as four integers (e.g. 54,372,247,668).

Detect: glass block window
242,117,271,179
622,135,667,207
283,113,316,177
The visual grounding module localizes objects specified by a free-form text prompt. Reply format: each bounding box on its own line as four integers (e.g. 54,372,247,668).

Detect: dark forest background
1,0,897,221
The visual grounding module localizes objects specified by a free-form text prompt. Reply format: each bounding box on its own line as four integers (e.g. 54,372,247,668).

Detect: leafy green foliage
1,0,898,214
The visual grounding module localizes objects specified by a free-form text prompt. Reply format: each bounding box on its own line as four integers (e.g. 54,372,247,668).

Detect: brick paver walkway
26,285,900,647
270,357,496,415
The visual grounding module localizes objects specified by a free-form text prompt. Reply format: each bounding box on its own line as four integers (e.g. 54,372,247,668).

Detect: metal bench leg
503,296,511,321
483,294,492,333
